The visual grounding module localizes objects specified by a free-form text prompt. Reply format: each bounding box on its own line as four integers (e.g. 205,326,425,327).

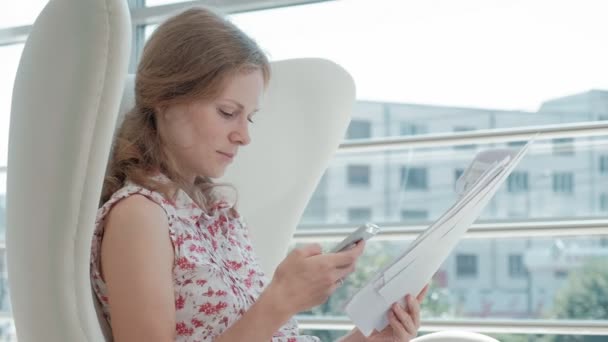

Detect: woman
90,6,427,341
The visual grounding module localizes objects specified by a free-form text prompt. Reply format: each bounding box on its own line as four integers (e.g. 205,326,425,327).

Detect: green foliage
552,260,608,320
544,259,608,342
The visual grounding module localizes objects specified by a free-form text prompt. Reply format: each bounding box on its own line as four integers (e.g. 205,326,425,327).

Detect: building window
400,123,427,136
552,172,574,194
600,193,608,212
508,141,526,147
347,165,370,186
400,210,428,222
600,155,608,174
346,119,371,140
453,126,475,150
507,172,529,193
508,254,527,278
0,194,5,235
401,167,428,190
552,137,575,155
348,207,372,222
456,254,478,278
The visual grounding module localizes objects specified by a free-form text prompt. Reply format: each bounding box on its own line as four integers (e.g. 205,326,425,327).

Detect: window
400,123,427,136
456,254,478,278
301,173,328,224
400,209,428,222
600,155,608,174
347,207,371,222
600,193,608,212
507,172,529,193
552,172,574,194
508,254,527,278
508,141,527,147
347,165,370,186
400,167,428,190
0,0,48,29
552,138,575,155
230,1,608,338
0,194,5,236
346,119,371,140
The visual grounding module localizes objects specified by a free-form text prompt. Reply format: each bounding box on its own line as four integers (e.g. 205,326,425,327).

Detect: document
344,138,536,336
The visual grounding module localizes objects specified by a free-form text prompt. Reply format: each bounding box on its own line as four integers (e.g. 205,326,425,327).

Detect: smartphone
329,223,380,253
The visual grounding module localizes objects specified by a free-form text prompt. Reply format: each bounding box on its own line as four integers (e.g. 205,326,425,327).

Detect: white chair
412,331,499,342
6,0,354,341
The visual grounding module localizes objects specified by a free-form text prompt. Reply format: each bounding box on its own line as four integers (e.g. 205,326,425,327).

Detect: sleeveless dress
90,178,320,341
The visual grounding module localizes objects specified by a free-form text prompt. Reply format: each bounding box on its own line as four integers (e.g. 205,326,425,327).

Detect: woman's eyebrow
222,99,259,112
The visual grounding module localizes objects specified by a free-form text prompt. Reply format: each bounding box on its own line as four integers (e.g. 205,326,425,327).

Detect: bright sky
1,0,608,175
230,0,608,111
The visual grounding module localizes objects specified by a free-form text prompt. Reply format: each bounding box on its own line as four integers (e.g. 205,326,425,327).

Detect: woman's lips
218,151,235,160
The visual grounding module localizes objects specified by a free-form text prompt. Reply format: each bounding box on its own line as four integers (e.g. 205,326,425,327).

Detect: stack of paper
344,138,535,336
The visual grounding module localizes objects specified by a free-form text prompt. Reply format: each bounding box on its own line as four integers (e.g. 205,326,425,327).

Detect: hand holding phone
329,223,380,253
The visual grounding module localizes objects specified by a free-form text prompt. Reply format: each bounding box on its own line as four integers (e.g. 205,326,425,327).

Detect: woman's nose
231,119,251,146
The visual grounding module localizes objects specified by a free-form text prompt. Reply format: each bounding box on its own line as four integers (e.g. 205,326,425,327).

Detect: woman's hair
100,6,270,212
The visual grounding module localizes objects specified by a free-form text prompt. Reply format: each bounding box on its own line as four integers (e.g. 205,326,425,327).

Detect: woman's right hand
266,241,366,316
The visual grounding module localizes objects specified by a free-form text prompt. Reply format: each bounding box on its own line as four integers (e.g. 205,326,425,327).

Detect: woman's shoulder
97,180,174,224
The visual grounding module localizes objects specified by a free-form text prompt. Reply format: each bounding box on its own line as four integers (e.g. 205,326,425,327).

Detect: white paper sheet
344,137,536,336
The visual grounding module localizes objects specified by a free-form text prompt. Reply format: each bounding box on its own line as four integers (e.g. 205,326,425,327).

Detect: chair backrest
6,0,131,340
6,1,355,341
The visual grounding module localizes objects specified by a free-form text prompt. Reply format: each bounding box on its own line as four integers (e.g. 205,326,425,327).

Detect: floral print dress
90,179,320,341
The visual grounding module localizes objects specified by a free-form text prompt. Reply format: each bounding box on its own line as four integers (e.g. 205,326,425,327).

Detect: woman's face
158,69,265,181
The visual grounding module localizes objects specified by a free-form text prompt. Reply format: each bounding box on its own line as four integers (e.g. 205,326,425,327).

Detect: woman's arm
101,195,177,342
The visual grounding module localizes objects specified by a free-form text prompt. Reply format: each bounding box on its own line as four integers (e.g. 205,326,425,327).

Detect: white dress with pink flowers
90,179,320,341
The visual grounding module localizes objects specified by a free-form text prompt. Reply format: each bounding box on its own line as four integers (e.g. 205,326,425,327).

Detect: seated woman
89,6,427,342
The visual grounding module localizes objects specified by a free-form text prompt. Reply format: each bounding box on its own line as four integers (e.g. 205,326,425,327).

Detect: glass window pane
0,44,23,168
225,1,608,138
298,234,608,322
0,171,6,239
0,0,49,29
0,44,21,340
346,120,371,140
145,0,185,6
299,137,608,226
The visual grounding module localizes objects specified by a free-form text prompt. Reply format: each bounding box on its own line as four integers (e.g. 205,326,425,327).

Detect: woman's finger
417,284,430,303
388,309,408,340
326,240,366,268
407,294,421,327
393,301,417,336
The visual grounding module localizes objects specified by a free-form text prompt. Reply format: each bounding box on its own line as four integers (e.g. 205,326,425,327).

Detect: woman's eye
219,109,233,117
247,116,255,124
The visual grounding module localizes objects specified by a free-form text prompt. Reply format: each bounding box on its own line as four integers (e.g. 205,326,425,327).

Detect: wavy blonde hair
101,7,270,213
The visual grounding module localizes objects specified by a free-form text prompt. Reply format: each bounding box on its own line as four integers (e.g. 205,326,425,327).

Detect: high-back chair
6,0,502,341
6,0,355,341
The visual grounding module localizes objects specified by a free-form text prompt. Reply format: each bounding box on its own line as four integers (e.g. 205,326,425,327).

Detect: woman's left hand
364,284,429,342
